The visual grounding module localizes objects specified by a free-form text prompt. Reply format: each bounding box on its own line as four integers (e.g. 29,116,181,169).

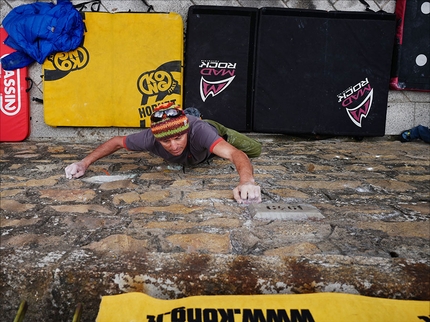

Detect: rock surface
1,135,429,321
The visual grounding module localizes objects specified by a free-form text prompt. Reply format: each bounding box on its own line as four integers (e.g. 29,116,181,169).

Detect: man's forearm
211,139,261,203
212,139,255,183
81,136,125,167
231,150,255,184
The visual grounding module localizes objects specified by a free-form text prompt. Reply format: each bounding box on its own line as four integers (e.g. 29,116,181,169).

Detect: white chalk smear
82,174,137,184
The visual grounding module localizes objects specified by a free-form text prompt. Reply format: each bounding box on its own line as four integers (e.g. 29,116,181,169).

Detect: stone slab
249,203,325,220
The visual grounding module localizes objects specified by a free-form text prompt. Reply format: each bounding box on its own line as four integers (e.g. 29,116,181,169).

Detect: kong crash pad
43,12,183,128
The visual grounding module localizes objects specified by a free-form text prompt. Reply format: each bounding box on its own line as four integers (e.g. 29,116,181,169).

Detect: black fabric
183,6,258,131
391,0,430,91
253,8,396,136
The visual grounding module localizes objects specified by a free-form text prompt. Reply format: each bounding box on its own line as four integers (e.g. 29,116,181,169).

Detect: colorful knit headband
150,103,189,140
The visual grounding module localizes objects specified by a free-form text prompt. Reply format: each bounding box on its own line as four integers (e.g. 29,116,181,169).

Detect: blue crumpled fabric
1,0,84,70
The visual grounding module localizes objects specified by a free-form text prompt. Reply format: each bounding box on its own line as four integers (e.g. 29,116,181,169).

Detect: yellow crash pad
96,292,430,322
43,12,183,128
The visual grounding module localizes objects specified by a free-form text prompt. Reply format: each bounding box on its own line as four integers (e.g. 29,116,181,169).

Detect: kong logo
337,78,373,128
199,60,236,102
44,46,90,81
0,65,22,117
51,47,89,72
137,61,181,106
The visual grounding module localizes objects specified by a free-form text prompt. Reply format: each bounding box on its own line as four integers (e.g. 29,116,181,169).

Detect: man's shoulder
187,116,208,130
126,128,152,138
187,116,220,147
125,128,155,150
188,116,216,132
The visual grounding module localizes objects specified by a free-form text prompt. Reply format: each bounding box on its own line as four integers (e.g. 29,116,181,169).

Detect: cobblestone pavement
1,135,429,321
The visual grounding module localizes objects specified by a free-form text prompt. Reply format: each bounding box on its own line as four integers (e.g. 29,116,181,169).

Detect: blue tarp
1,0,84,70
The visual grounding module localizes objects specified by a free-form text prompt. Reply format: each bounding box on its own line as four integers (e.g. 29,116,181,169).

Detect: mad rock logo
199,60,236,102
337,78,373,128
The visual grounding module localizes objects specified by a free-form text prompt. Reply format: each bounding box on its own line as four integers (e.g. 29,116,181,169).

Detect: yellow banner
43,12,183,128
96,292,429,322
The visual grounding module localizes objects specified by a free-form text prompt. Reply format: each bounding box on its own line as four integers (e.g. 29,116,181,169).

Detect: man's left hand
233,182,262,204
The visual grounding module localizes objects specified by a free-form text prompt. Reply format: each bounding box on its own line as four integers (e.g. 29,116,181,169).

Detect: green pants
205,120,261,158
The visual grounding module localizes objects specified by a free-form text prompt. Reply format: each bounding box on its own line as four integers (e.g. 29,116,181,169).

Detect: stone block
249,203,324,220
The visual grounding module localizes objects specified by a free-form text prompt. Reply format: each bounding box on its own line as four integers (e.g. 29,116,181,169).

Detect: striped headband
150,103,189,140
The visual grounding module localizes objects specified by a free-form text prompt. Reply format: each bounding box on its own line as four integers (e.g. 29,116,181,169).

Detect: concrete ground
1,135,429,321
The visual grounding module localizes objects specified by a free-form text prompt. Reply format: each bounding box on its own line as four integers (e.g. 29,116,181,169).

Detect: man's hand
233,181,262,204
65,161,87,179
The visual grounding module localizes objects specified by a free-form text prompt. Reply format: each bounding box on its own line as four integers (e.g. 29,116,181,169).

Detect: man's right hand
65,161,87,179
233,181,262,204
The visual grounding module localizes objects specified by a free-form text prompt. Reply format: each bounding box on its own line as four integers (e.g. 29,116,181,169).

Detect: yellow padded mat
43,12,183,128
96,292,430,322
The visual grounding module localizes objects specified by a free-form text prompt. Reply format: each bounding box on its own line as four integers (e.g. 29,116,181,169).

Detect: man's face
158,133,188,156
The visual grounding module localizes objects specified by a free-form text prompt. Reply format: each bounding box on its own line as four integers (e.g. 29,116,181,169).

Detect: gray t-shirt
124,116,223,165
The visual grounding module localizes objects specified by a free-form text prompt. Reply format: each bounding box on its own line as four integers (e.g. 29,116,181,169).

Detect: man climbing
65,102,262,204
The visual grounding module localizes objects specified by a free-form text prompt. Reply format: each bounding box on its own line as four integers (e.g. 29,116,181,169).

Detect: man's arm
212,139,261,204
65,136,126,179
